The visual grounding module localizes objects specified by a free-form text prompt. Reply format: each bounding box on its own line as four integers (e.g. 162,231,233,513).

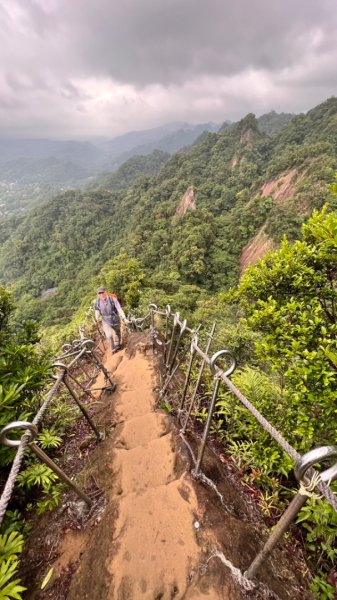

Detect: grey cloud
60,81,89,100
60,0,337,85
0,96,25,110
8,0,337,85
5,71,49,92
1,0,337,137
2,0,60,37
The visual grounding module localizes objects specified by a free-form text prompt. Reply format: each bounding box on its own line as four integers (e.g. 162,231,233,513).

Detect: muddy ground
19,332,313,600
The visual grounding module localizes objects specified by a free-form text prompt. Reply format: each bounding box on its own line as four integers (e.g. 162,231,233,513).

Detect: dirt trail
103,346,202,598
64,337,228,599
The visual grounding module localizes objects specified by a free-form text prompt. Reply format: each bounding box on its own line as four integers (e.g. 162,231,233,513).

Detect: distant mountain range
0,122,223,219
102,122,221,167
0,113,295,221
0,122,221,182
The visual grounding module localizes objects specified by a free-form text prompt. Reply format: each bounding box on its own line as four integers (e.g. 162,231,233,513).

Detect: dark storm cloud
60,0,337,85
1,0,337,137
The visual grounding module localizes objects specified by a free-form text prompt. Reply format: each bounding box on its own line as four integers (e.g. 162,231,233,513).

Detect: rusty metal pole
53,361,101,441
158,324,200,406
178,333,199,420
164,304,171,361
194,375,222,475
246,493,307,580
0,422,92,507
194,350,236,475
66,370,95,400
81,340,115,388
156,344,189,406
245,445,337,580
78,362,91,380
165,312,179,370
168,319,187,373
181,323,216,434
63,376,101,441
29,442,93,506
149,303,158,352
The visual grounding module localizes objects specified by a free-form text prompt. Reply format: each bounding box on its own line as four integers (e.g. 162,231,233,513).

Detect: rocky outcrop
175,186,197,218
240,128,254,146
261,168,306,205
240,225,273,274
230,155,238,169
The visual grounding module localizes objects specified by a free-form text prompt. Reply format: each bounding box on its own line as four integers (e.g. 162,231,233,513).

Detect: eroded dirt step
113,432,176,493
115,412,170,449
106,477,200,599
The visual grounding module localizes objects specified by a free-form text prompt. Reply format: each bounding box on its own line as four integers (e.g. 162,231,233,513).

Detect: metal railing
140,303,337,584
0,328,114,526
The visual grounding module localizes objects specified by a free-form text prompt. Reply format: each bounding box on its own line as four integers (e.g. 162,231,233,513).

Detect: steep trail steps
28,332,311,600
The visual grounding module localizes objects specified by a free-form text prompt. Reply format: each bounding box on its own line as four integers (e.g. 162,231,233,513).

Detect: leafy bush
0,285,51,466
0,532,26,600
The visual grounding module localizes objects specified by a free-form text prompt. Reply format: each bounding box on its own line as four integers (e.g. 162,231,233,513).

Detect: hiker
94,287,128,353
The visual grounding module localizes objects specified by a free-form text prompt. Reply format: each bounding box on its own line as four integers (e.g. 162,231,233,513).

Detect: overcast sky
1,0,337,139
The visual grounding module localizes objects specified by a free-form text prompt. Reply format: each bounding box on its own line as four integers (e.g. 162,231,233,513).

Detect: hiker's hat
97,286,105,294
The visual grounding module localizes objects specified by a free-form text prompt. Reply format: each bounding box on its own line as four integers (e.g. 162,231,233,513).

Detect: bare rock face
240,128,254,145
230,155,238,169
239,225,273,274
260,167,306,205
175,186,197,218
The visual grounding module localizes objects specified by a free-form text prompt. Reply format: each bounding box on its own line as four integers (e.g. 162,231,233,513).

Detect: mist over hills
0,121,221,220
107,122,221,167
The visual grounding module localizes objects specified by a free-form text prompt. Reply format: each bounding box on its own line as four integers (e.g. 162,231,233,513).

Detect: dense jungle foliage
1,97,337,598
192,204,337,599
0,285,53,598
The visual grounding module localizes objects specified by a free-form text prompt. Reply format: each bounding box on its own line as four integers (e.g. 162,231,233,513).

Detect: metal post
246,493,307,580
29,442,93,506
168,319,187,373
84,346,115,389
66,370,95,400
245,445,337,580
67,347,87,369
181,323,216,434
194,350,236,475
95,320,105,344
178,333,199,420
149,303,158,352
164,305,171,360
194,375,221,475
57,349,83,361
0,422,92,507
63,376,101,441
165,312,179,370
79,363,91,380
156,346,189,406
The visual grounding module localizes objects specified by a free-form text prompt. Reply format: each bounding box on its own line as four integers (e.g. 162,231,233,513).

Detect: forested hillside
0,98,336,328
91,149,170,191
